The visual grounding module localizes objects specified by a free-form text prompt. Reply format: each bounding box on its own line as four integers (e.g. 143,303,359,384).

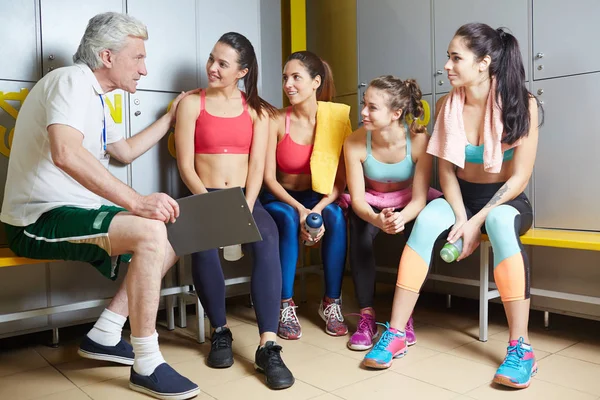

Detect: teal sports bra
362,125,415,183
465,143,514,164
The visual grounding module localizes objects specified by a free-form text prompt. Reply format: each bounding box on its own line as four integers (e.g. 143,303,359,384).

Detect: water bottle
440,238,463,263
223,244,243,261
304,213,323,246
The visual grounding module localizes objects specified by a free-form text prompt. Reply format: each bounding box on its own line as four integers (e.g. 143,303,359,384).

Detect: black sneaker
130,363,200,399
207,327,234,368
254,341,295,389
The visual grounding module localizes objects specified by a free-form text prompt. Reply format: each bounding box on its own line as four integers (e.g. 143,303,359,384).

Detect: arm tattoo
484,183,509,208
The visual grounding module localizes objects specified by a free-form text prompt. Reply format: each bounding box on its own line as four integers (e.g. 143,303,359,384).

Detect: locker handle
48,54,55,61
134,111,141,116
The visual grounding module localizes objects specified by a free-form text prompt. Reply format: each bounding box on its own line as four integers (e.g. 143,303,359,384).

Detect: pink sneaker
347,309,378,351
318,297,348,336
405,315,417,346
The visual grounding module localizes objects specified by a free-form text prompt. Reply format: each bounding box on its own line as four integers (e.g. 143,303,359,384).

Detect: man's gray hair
73,12,148,70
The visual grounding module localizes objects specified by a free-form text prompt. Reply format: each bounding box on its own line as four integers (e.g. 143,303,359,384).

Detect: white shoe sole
129,382,201,400
78,348,134,366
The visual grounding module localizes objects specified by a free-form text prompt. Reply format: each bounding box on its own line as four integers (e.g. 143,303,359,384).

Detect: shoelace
373,322,399,351
346,313,376,335
264,344,285,367
212,330,232,349
280,305,300,324
323,302,344,322
502,338,526,369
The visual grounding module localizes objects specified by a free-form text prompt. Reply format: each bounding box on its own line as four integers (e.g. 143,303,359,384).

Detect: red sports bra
276,107,313,175
194,90,253,154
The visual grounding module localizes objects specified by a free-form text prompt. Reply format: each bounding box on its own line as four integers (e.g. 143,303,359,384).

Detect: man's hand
132,193,180,223
167,89,202,124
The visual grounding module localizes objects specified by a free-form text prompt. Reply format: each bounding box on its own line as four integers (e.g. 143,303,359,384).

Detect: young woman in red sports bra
174,32,294,390
261,51,350,341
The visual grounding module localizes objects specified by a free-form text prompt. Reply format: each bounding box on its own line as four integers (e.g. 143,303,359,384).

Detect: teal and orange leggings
397,179,533,302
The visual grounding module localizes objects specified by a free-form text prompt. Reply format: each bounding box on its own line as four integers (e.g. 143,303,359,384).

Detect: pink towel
427,78,520,173
337,186,442,211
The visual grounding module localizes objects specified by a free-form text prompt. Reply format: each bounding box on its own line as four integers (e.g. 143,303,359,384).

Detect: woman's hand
448,218,482,261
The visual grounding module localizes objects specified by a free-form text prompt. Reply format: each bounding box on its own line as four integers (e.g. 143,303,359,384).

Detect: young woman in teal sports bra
343,75,439,352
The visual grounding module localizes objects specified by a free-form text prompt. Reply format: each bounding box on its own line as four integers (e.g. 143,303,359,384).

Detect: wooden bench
478,228,600,341
0,248,189,344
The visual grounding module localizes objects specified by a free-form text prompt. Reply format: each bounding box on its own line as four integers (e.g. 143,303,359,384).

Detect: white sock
131,331,166,376
87,309,126,346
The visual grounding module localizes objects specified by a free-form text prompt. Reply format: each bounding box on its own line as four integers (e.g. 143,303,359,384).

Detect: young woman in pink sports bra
174,32,294,390
261,51,350,341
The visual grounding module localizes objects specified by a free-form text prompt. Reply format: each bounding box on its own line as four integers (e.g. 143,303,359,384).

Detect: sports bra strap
199,89,205,112
366,130,372,155
285,107,292,135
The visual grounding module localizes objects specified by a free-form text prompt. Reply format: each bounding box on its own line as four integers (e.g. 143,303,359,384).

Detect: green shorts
5,205,132,280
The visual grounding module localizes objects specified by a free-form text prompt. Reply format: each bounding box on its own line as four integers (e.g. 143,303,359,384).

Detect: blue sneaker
362,322,407,369
78,335,134,366
493,337,537,389
130,363,200,400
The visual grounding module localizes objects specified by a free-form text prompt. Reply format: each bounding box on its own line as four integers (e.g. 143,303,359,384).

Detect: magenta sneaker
405,315,417,346
347,309,378,351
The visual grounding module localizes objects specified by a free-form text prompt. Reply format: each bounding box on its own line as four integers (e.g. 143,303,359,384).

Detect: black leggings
191,193,281,334
349,205,414,309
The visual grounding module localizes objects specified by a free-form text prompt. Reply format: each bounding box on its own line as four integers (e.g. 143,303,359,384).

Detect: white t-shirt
0,63,123,227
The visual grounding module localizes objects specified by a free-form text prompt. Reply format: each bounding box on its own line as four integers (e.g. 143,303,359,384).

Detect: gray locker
196,0,261,89
533,0,600,80
357,0,432,96
433,0,529,94
129,90,184,198
0,80,36,245
259,0,283,108
41,0,123,74
533,73,600,231
0,1,40,82
127,0,198,93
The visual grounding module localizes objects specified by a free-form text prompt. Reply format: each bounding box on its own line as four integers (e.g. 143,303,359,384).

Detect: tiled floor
3,277,600,400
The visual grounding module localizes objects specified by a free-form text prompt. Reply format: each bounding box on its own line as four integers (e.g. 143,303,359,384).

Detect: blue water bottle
304,213,323,246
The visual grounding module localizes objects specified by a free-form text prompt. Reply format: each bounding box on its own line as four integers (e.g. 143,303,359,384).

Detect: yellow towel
310,101,352,195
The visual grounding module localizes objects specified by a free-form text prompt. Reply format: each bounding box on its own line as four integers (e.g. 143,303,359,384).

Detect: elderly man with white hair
0,12,200,399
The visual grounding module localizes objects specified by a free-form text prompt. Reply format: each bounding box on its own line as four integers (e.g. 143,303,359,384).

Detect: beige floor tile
410,324,476,352
333,371,458,399
490,328,580,353
292,352,385,392
449,339,551,367
204,374,324,400
35,340,82,366
36,388,93,400
298,325,351,352
0,366,76,400
535,354,600,396
156,329,206,364
174,313,246,341
227,323,262,348
0,347,49,377
55,358,130,387
467,378,596,400
235,339,330,367
310,394,344,400
81,375,213,400
558,340,600,365
462,321,509,338
389,345,440,371
167,354,256,389
395,353,496,394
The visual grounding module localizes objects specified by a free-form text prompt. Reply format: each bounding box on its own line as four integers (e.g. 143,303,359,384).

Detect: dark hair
368,75,426,133
217,32,278,118
286,51,335,102
454,23,543,144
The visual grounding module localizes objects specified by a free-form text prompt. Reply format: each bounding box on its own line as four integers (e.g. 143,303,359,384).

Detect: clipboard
166,187,262,256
